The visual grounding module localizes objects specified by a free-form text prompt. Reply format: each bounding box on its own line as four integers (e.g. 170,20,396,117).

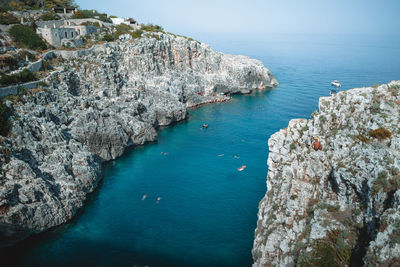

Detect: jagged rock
253,81,400,266
0,33,277,246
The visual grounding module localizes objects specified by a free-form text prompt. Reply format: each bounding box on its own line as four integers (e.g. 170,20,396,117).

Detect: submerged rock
0,33,277,246
253,81,400,266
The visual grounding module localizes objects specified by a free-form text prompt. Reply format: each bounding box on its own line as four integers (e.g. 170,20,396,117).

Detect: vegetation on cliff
0,0,77,12
0,101,11,136
0,69,37,86
8,25,46,50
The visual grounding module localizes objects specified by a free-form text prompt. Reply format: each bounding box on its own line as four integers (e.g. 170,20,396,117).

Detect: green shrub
102,34,115,42
388,85,400,97
17,50,36,61
130,30,143,39
372,171,391,194
40,60,51,71
2,0,75,11
141,24,164,32
369,128,392,141
114,23,131,38
80,21,100,28
0,101,11,136
73,9,112,23
290,142,296,151
297,229,351,267
0,13,19,25
0,55,18,70
0,69,37,86
148,33,160,40
40,12,60,21
354,134,369,143
8,25,46,50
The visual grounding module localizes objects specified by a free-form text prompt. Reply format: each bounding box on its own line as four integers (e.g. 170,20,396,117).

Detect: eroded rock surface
0,33,277,246
253,81,400,266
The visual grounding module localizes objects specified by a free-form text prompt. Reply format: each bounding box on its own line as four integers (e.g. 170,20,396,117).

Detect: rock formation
253,81,400,266
0,32,277,246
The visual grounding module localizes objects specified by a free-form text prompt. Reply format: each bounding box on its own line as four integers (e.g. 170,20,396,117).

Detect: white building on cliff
36,20,98,48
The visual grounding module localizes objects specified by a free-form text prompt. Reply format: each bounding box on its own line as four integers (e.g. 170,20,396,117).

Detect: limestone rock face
253,81,400,266
0,33,277,246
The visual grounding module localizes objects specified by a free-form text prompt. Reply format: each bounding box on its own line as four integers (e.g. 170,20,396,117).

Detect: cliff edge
253,81,400,266
0,32,277,246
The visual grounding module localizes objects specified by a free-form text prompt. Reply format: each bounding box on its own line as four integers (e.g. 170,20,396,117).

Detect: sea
2,32,400,266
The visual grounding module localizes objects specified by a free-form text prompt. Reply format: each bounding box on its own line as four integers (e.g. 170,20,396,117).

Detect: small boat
238,165,246,171
331,80,341,87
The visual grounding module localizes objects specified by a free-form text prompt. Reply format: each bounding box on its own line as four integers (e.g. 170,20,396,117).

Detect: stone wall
0,81,39,97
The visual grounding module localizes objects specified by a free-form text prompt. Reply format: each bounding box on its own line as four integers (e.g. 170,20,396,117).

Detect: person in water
201,124,208,129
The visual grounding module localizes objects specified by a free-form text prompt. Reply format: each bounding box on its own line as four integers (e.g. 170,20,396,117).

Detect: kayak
238,165,246,171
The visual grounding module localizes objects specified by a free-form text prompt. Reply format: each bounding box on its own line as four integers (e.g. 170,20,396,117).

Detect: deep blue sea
2,33,400,267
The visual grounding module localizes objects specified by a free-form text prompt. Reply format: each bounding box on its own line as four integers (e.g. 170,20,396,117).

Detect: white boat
331,80,341,87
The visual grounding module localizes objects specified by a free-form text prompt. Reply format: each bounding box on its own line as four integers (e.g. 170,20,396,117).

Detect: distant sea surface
2,33,400,266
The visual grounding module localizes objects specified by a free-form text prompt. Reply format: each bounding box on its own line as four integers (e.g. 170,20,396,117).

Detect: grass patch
0,55,18,70
130,30,143,39
80,21,101,28
369,94,381,114
3,86,28,103
388,84,400,97
141,24,164,32
369,128,392,141
0,69,37,86
354,134,370,143
148,33,160,40
372,171,390,194
290,142,296,151
103,24,137,42
8,25,46,50
102,34,115,42
0,12,19,25
297,229,352,267
40,12,60,21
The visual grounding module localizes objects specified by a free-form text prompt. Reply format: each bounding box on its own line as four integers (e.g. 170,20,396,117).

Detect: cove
2,33,400,267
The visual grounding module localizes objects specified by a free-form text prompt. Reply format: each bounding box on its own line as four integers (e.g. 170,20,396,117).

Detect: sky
76,0,400,37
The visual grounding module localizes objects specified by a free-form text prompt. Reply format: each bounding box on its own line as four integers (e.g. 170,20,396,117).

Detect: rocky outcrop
253,81,400,266
0,32,277,246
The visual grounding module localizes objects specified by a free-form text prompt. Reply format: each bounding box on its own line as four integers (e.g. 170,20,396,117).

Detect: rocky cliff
253,81,400,266
0,32,277,246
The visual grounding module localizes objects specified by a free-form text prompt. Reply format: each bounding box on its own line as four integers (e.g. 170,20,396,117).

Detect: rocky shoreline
253,81,400,266
0,32,277,247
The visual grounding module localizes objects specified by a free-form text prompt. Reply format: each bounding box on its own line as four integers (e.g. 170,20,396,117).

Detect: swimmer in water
156,197,161,203
142,194,147,200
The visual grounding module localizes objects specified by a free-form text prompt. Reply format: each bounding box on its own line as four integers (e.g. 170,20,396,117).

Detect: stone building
51,7,77,15
36,20,97,48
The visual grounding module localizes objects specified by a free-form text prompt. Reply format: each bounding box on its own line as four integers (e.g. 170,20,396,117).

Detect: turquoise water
2,33,400,266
